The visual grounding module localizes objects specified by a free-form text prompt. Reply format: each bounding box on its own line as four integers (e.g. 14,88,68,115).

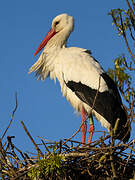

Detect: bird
29,13,131,144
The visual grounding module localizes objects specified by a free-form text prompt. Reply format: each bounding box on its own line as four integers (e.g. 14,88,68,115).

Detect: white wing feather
55,47,108,92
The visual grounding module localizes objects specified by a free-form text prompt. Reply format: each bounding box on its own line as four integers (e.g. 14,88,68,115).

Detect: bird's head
34,13,74,56
52,14,74,33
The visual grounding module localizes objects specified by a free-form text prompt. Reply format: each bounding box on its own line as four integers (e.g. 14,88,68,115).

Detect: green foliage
108,8,135,36
28,152,65,179
108,1,135,122
107,55,135,120
107,56,131,90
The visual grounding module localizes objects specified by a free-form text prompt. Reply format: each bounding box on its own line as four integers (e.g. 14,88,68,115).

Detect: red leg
81,107,87,145
88,116,94,144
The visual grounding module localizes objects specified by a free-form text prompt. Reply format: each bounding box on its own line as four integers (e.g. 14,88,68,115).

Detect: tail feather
114,106,131,143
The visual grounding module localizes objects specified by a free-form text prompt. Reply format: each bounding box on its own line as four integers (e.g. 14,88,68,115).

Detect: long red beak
34,28,56,56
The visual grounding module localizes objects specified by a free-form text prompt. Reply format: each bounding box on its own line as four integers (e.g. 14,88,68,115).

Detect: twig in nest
1,92,18,141
41,139,51,154
62,124,82,145
109,120,119,179
21,120,44,158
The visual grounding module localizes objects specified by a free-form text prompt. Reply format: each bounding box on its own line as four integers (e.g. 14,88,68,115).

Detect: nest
0,121,135,180
0,95,135,180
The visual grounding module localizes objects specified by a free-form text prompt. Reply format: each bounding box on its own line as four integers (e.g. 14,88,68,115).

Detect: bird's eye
55,21,59,26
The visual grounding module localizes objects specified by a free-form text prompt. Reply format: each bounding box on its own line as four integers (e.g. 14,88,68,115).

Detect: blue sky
0,1,134,152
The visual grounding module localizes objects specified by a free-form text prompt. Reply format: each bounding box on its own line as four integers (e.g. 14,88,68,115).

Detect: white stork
29,13,131,144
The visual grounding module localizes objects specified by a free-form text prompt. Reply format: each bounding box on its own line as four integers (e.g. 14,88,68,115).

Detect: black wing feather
66,73,125,127
66,78,119,127
65,71,130,142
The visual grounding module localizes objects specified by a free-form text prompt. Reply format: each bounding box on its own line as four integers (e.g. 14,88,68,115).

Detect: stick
20,121,44,158
1,93,18,141
63,124,82,145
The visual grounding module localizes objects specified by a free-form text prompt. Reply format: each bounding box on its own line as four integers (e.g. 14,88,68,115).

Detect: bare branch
126,0,135,19
119,12,135,60
21,120,44,158
1,92,18,141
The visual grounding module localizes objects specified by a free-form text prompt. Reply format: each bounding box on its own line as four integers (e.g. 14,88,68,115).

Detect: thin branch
128,25,135,41
122,56,135,70
110,153,117,178
0,139,6,162
41,139,51,154
63,152,89,157
131,0,135,11
63,124,82,146
1,93,18,141
119,12,135,60
126,0,135,19
20,120,44,158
